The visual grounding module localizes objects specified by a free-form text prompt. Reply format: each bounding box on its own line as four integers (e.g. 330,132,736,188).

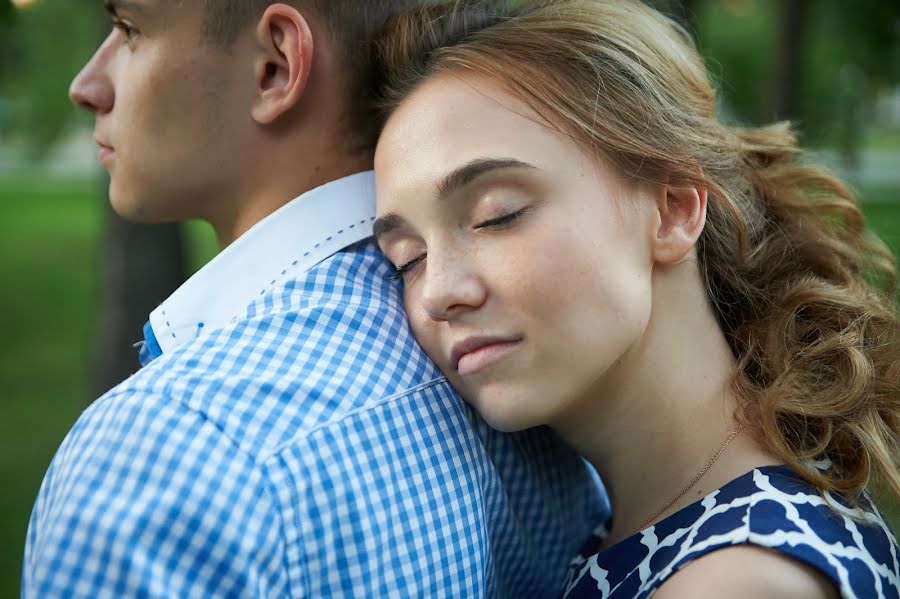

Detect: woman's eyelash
387,255,425,281
474,207,529,230
385,207,529,281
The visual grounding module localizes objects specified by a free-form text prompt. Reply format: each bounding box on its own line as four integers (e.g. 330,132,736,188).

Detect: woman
371,1,900,597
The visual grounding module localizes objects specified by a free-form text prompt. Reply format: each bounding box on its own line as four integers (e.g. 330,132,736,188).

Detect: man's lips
97,143,114,164
450,336,522,376
94,137,114,163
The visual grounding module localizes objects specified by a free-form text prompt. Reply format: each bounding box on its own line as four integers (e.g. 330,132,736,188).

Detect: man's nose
69,35,115,114
419,254,487,322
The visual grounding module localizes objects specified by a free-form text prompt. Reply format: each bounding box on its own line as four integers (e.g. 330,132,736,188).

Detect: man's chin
108,194,175,225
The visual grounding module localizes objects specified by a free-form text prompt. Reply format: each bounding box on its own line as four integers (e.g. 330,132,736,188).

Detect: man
23,1,606,596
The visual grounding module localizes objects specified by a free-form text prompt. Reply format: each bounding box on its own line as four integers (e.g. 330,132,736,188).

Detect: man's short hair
202,0,433,154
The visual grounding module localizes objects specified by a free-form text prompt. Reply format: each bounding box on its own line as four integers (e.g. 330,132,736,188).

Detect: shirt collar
148,171,376,355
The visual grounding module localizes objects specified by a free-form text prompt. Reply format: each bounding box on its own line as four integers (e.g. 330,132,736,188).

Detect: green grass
862,127,900,152
0,176,100,598
1,175,898,597
0,175,215,597
862,188,900,254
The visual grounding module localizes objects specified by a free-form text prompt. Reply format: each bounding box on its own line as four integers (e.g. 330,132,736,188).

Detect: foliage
799,0,899,146
0,0,100,157
693,0,900,145
0,0,897,154
693,0,778,125
0,0,12,24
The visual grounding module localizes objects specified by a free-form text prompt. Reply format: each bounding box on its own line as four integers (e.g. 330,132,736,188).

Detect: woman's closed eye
386,208,530,281
388,254,426,281
473,207,530,230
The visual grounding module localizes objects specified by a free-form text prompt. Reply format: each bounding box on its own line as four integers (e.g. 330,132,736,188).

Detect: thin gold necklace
634,423,745,534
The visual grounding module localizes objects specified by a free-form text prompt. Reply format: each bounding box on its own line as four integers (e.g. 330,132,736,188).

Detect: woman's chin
464,388,540,433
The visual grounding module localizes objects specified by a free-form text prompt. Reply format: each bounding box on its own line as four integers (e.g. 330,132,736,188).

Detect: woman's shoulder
738,465,899,595
562,465,900,598
652,544,839,599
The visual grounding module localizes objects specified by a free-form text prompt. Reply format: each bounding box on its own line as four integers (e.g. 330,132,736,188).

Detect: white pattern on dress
564,466,900,599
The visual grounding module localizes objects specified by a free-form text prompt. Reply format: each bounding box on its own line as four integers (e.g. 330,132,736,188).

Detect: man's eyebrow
104,0,145,16
436,158,537,199
374,158,538,242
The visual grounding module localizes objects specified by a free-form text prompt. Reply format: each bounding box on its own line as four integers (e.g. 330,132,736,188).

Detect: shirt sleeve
22,389,292,598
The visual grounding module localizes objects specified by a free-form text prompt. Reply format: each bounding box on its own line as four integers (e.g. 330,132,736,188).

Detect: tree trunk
772,0,809,122
90,178,187,399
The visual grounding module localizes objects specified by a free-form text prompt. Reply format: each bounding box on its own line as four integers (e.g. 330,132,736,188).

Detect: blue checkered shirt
23,173,607,598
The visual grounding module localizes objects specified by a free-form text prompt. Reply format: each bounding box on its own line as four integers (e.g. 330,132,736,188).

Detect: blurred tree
691,0,898,147
92,201,187,398
0,0,96,154
0,0,12,24
653,0,698,27
0,0,14,133
802,0,900,153
693,1,778,125
772,0,809,122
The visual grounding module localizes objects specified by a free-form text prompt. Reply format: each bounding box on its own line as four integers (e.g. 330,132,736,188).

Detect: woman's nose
419,254,487,321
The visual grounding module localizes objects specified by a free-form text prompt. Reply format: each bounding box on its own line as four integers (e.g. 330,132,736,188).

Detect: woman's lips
451,337,522,376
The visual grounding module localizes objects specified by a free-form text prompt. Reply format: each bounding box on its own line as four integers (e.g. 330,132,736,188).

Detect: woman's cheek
405,298,441,359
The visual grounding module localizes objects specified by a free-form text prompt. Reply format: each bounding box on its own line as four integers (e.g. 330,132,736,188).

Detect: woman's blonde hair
374,0,900,501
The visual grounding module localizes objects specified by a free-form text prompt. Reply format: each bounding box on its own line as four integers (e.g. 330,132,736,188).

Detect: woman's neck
549,263,778,547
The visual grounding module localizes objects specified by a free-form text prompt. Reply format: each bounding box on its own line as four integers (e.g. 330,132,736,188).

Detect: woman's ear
651,182,707,264
251,4,314,125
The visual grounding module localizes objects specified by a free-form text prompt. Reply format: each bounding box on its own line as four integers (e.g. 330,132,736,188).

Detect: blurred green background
1,0,899,597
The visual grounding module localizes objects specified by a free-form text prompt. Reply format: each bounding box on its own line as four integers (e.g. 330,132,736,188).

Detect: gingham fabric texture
562,465,900,599
23,175,607,598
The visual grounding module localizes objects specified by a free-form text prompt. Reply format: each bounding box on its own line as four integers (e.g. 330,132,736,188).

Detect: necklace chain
634,423,745,534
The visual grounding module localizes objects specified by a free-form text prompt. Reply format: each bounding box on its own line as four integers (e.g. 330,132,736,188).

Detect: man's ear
651,182,707,265
252,4,314,125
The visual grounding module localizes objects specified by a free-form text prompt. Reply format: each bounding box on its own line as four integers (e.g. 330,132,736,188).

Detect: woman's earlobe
652,184,707,264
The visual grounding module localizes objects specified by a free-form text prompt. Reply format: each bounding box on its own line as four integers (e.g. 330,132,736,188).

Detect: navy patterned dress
562,465,900,599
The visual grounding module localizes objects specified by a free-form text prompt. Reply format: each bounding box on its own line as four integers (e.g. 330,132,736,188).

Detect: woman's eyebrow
374,158,538,242
437,158,538,199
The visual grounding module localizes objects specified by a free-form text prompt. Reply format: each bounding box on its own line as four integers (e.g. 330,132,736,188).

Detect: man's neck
146,170,377,358
211,159,374,249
